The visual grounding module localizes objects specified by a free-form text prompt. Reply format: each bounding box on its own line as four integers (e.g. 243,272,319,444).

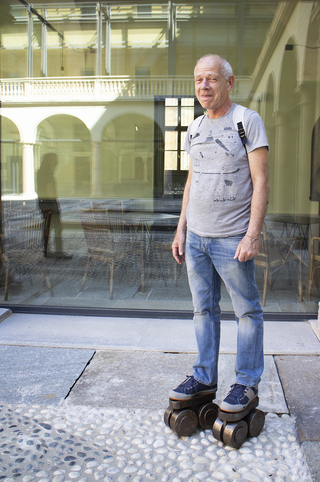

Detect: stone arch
303,10,320,215
36,114,92,198
100,112,159,199
1,117,23,196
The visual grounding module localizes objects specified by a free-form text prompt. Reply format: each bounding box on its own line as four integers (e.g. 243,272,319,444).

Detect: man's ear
227,75,235,92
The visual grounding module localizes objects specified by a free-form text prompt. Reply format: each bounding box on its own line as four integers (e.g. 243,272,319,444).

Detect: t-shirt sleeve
244,110,269,154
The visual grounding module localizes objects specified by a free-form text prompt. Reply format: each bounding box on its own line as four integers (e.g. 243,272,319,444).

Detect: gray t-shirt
183,103,268,237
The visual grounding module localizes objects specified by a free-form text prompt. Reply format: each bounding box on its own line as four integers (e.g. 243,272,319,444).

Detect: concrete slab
275,355,320,442
310,319,320,341
0,314,319,355
0,308,11,322
67,350,287,413
0,345,94,405
302,441,320,482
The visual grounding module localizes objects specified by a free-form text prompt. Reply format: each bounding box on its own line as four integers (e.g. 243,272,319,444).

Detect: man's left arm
234,146,269,262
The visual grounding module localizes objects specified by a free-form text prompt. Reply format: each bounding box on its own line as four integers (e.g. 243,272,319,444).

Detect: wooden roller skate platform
168,392,216,410
212,397,265,448
218,397,259,422
164,392,219,437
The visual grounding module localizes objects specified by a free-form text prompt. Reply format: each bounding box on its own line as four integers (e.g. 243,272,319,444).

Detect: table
108,212,179,291
265,213,320,256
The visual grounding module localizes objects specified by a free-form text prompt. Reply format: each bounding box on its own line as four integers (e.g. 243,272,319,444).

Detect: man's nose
201,78,209,88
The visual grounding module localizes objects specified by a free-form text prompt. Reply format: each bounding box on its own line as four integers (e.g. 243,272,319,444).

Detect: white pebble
169,452,178,460
179,470,193,479
154,454,165,462
124,467,138,474
194,456,208,464
168,467,179,474
228,451,238,460
211,471,226,480
255,450,264,457
192,463,205,471
154,439,165,448
195,472,209,480
177,443,188,450
106,467,120,474
180,460,192,470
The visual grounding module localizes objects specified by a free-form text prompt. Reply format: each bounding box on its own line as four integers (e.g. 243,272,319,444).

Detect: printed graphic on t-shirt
191,125,245,202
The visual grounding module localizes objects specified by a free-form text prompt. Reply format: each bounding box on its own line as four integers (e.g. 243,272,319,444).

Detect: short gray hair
194,55,233,80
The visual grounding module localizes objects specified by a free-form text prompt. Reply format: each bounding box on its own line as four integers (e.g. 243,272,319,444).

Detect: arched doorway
1,117,22,196
101,113,154,199
36,115,92,197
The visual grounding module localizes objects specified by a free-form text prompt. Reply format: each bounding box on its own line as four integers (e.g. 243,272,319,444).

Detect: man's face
194,57,234,116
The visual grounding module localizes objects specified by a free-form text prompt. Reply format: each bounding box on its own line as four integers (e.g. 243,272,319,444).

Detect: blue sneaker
169,375,217,401
220,383,258,413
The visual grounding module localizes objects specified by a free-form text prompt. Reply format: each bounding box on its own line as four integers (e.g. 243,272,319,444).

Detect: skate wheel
164,406,173,428
244,409,265,438
223,420,248,449
197,402,219,430
170,409,198,437
212,417,225,442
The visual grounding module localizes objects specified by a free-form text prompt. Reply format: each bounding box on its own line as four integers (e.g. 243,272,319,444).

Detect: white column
22,142,37,199
92,141,102,197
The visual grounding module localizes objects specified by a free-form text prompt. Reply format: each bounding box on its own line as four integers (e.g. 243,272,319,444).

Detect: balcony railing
0,76,252,103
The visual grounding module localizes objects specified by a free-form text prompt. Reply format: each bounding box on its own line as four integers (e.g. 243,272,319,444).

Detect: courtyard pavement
0,309,319,482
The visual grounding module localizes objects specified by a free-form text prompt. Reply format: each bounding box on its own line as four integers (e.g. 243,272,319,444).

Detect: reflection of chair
0,208,53,301
79,209,141,299
150,231,178,287
255,227,302,307
308,237,320,300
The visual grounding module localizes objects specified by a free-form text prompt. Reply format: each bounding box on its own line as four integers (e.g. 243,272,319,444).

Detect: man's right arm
172,162,193,264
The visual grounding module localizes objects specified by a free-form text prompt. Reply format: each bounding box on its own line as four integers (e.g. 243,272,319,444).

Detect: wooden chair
0,208,53,301
150,230,178,287
255,227,302,306
308,237,320,300
78,208,142,299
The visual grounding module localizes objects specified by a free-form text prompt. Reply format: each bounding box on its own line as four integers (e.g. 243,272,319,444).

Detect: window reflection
0,1,319,314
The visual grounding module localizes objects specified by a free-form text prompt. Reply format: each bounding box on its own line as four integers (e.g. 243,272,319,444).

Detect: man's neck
207,101,233,119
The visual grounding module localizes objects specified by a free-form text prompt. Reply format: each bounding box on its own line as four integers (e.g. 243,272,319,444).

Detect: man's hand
234,235,259,262
172,229,186,264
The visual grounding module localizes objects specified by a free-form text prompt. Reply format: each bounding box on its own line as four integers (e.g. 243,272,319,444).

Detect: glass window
0,1,319,316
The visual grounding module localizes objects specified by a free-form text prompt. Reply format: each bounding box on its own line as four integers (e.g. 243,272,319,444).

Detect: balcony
0,76,252,104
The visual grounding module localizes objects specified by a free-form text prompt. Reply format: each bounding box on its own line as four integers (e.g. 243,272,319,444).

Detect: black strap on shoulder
237,121,247,146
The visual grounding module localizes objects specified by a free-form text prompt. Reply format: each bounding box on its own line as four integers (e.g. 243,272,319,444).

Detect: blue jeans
186,230,264,388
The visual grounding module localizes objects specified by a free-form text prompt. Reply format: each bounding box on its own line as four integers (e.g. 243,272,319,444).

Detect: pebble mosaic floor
0,402,312,482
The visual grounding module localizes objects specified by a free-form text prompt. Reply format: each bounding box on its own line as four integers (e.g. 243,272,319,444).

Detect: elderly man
170,54,269,413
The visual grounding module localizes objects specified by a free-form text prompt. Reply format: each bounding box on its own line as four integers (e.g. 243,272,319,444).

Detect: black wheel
197,402,219,430
244,409,265,438
212,417,225,442
170,409,198,437
223,420,248,449
164,406,173,428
